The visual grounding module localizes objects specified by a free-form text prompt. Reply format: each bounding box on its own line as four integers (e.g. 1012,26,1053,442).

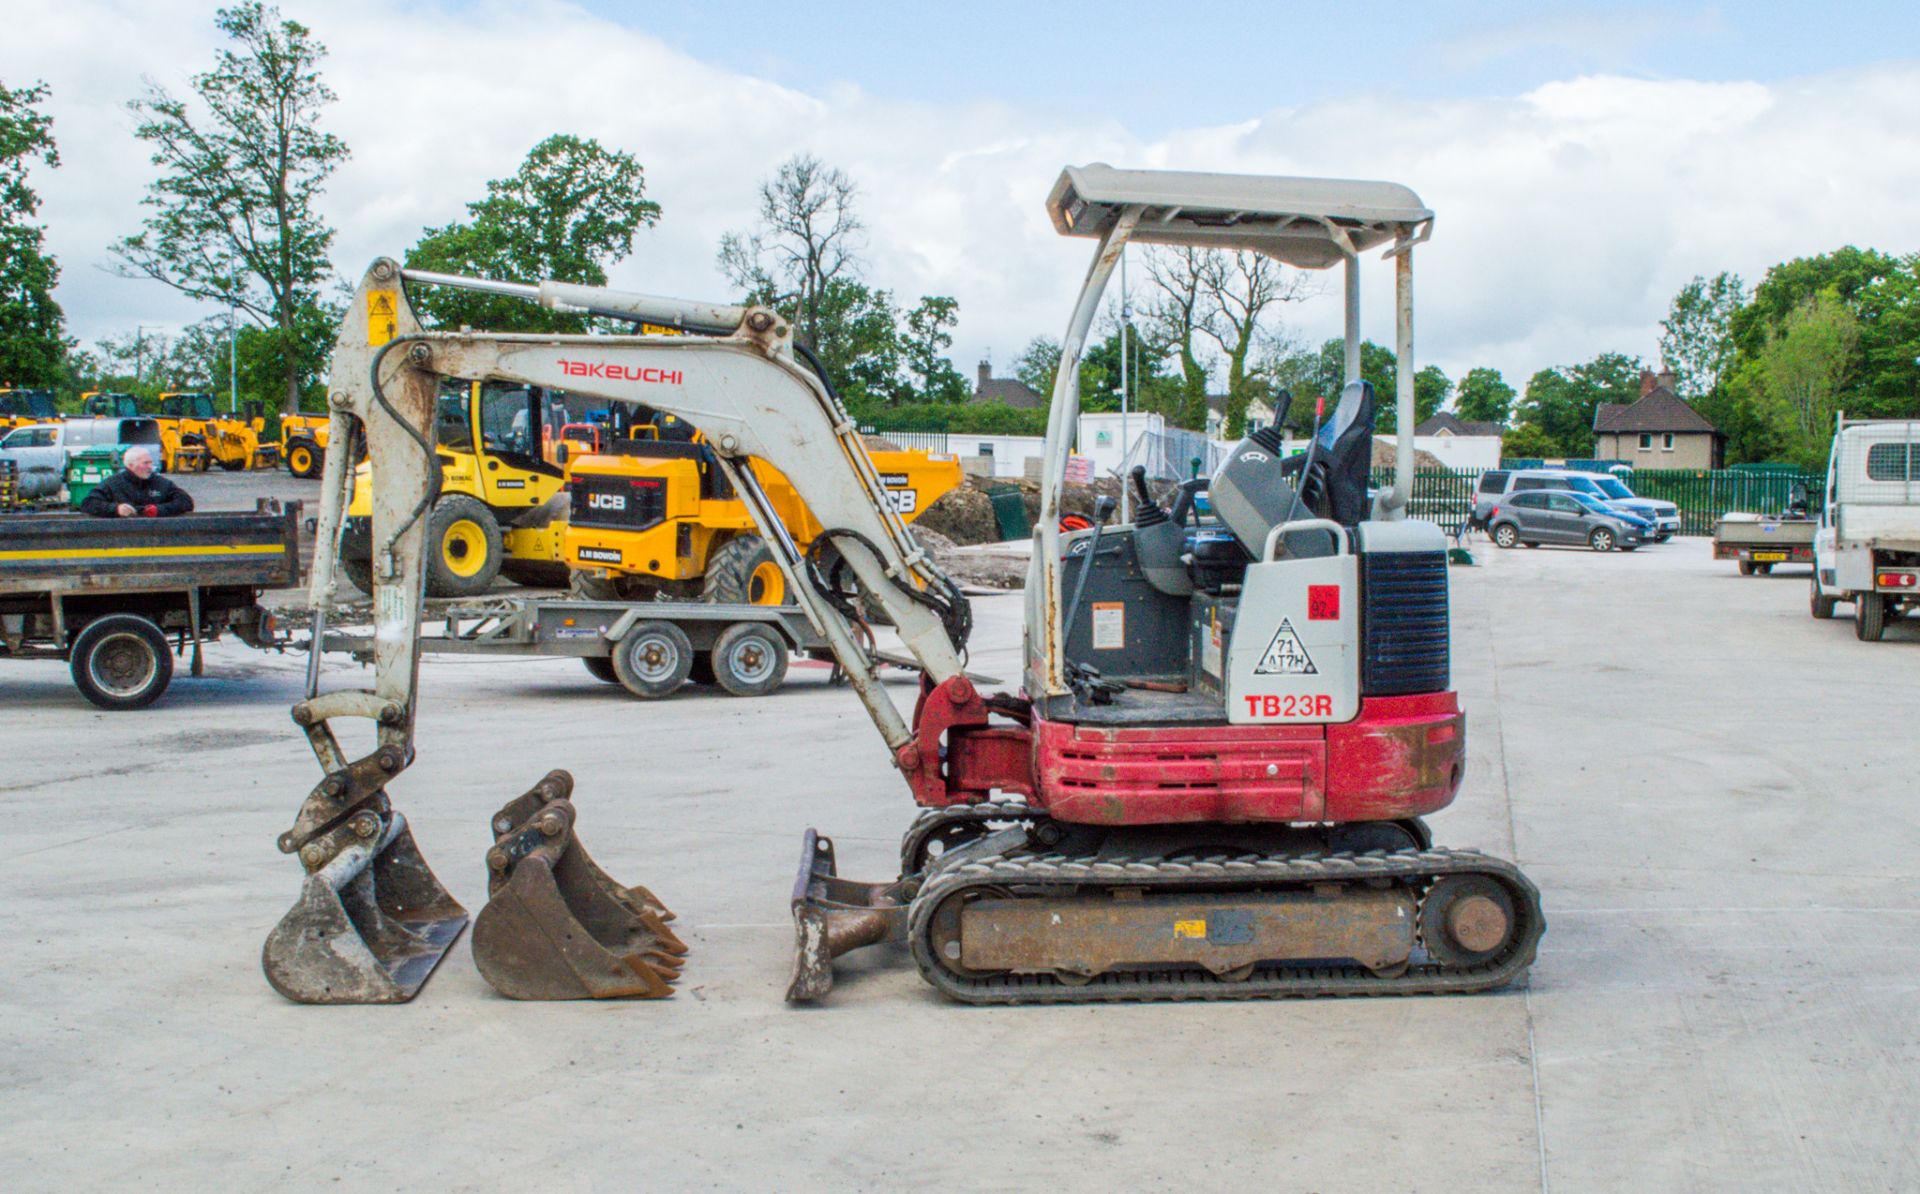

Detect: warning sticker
1091,602,1125,650
1172,919,1206,939
367,290,398,347
1254,618,1317,675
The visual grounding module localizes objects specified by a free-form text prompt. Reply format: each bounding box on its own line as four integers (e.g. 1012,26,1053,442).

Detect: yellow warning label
1173,919,1206,939
367,290,398,347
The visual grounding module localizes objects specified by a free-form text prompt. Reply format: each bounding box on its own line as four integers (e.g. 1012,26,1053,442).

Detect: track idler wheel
471,770,687,1000
1419,875,1519,968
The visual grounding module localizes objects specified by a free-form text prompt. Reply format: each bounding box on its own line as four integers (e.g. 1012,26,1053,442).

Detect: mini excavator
263,165,1543,1005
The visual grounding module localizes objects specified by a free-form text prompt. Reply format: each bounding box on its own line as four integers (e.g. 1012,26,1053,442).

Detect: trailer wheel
1810,575,1838,620
581,656,620,684
711,622,789,697
425,495,503,598
69,614,173,710
1737,560,1754,576
1854,593,1887,642
286,438,321,479
611,620,692,699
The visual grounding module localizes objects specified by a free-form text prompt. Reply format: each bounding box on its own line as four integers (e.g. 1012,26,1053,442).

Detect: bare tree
718,154,865,350
1195,250,1312,436
1141,247,1211,431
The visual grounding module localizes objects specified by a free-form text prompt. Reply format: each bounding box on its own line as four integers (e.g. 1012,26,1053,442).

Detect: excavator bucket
786,830,912,1002
470,770,688,1000
262,808,469,1004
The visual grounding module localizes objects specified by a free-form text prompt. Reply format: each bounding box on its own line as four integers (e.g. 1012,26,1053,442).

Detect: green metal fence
1368,468,1825,536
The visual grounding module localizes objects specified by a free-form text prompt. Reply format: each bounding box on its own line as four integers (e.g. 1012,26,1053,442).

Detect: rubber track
906,846,1545,1005
898,799,1038,875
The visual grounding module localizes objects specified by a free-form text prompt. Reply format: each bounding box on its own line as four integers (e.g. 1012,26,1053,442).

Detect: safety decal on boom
1253,619,1316,675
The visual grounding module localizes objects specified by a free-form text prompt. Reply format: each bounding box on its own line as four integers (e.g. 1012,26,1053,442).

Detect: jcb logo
587,493,626,510
884,489,918,514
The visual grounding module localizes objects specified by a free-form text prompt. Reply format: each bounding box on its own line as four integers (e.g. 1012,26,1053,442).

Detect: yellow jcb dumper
280,413,330,479
564,411,962,603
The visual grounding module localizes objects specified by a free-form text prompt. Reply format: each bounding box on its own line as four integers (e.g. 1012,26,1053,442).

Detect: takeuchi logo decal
558,360,683,385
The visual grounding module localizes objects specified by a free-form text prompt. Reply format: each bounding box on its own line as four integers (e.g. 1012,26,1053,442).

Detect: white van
0,418,165,499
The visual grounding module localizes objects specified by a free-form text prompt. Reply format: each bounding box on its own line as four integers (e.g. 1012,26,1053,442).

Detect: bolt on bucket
262,807,469,1004
470,770,688,1000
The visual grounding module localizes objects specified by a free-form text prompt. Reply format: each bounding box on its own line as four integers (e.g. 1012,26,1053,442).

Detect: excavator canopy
1047,163,1431,268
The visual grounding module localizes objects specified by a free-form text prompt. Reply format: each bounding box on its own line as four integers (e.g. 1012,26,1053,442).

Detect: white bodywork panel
1226,554,1360,726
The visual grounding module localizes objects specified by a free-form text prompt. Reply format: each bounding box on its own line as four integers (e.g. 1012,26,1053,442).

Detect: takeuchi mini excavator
264,164,1543,1007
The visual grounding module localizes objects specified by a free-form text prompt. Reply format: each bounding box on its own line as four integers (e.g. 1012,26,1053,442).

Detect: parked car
1472,468,1670,540
1573,471,1681,540
1484,489,1650,552
0,418,164,499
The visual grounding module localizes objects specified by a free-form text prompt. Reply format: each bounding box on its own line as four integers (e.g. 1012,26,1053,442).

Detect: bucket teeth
471,770,686,1000
262,811,468,1004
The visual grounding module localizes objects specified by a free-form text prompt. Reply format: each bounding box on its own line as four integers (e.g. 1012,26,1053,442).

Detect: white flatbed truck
1810,418,1920,641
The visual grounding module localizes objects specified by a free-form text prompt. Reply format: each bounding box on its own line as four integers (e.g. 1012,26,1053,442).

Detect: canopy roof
1047,163,1431,269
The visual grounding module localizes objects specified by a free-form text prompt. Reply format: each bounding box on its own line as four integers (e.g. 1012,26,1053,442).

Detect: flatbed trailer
1713,512,1816,574
0,502,301,708
320,594,832,699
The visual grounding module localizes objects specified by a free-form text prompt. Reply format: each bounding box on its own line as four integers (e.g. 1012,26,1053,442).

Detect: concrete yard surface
1,536,1916,1191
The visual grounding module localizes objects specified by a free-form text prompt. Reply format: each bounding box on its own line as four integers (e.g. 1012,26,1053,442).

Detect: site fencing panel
1368,467,1826,536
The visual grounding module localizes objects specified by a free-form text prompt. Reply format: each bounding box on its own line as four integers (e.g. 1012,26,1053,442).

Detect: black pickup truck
0,503,300,708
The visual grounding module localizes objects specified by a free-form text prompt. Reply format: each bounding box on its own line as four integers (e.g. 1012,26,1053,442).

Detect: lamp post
228,306,239,413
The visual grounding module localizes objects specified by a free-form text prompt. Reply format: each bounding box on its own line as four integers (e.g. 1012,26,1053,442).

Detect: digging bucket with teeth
471,770,687,999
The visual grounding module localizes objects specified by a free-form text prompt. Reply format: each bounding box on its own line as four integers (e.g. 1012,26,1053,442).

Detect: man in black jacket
81,445,195,517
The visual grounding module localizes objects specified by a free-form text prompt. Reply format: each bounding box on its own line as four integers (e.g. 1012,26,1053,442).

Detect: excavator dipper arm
265,259,972,1003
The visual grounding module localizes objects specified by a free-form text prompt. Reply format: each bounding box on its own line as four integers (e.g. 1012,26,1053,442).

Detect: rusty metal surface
470,771,686,1000
786,830,911,1003
261,811,468,1004
955,887,1415,979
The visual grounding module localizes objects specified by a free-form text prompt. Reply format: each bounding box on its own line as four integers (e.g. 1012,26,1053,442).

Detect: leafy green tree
1746,292,1860,468
0,79,67,386
1659,272,1745,400
407,134,660,334
1728,247,1891,361
1514,352,1645,456
1013,336,1061,401
900,295,967,403
113,3,347,415
1266,338,1441,431
1454,367,1515,426
1499,422,1560,460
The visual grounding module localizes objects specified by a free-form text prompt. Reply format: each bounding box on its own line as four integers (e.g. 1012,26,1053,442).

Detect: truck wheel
425,495,503,598
711,622,789,697
1854,594,1887,642
582,656,620,684
1757,563,1774,575
704,534,786,605
286,439,321,479
1491,524,1518,549
1810,576,1838,620
69,614,173,710
611,620,692,698
1588,527,1616,553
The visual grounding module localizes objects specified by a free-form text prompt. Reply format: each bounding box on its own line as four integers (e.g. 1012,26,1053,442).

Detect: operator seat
1281,378,1375,527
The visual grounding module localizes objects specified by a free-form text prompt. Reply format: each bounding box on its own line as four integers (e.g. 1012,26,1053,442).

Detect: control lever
1130,466,1166,526
1168,477,1208,527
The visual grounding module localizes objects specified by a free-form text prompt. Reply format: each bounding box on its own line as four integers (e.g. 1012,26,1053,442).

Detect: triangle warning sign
1254,618,1317,676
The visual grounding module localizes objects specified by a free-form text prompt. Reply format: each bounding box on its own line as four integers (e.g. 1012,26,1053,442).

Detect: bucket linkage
471,770,687,999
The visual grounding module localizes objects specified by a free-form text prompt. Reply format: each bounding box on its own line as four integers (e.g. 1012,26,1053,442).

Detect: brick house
970,361,1045,409
1593,369,1724,469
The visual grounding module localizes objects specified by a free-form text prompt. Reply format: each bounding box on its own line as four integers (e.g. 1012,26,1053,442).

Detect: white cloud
5,0,1918,394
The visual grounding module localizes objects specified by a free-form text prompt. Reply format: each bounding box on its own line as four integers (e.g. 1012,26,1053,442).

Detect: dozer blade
471,770,687,1000
262,811,469,1004
787,830,911,1003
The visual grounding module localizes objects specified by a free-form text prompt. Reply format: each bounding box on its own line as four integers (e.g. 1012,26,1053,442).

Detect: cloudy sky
5,0,1918,390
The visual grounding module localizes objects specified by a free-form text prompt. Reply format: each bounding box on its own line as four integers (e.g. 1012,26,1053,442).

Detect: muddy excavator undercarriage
264,164,1543,1007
